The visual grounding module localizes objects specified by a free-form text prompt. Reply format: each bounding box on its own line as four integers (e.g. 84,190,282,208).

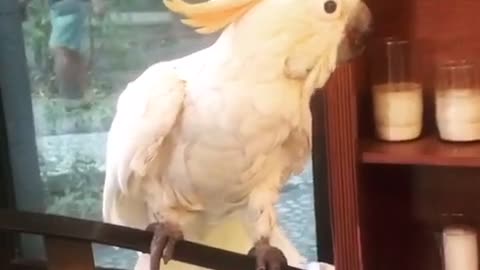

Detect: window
1,0,332,268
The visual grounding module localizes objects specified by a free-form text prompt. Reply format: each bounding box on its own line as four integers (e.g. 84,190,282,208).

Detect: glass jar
371,37,423,141
435,60,480,142
439,225,479,270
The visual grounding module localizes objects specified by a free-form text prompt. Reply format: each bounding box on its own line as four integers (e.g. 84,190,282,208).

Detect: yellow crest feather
163,0,262,34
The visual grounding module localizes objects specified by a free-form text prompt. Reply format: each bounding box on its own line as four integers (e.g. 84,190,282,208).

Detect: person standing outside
48,0,106,107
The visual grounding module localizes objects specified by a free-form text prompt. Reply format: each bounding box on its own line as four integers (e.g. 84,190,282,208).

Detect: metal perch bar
0,209,303,270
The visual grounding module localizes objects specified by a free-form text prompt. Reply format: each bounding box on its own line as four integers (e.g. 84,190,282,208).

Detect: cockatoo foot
146,222,184,270
248,238,288,270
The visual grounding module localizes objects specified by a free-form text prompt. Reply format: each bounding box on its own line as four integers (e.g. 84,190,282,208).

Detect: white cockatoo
102,0,372,269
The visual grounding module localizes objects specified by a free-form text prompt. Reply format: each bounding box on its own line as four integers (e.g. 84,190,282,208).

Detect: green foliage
44,154,104,221
29,0,175,222
22,0,56,96
92,16,136,70
32,95,117,135
112,0,166,12
22,0,179,100
23,0,52,68
22,0,139,98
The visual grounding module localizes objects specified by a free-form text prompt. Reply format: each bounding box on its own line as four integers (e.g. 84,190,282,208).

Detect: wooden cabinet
319,1,480,269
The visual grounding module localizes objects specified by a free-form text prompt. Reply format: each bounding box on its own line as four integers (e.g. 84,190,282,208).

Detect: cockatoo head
164,0,372,86
334,0,373,63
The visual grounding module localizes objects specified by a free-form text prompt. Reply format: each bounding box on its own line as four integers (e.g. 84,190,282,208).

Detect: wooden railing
0,209,303,270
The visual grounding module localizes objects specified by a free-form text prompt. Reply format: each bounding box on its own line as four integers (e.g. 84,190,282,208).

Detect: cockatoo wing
280,98,312,186
102,63,185,228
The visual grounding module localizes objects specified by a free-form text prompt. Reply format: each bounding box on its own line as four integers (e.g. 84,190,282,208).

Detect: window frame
0,0,46,261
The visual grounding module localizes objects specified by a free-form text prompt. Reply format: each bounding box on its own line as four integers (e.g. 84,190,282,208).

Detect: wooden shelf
361,136,480,167
321,1,480,269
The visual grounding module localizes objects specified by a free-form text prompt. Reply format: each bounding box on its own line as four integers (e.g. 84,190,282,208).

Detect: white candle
372,82,423,141
443,225,478,270
436,88,480,141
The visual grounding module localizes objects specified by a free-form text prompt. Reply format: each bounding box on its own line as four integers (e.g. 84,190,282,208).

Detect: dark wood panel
361,136,480,167
359,0,480,142
323,62,364,270
410,167,480,226
366,0,480,42
0,210,303,270
45,237,95,270
325,1,480,270
310,91,334,263
9,258,125,270
359,165,422,270
359,165,480,270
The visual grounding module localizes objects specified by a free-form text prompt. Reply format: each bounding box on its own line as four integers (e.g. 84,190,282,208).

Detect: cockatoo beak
336,1,373,64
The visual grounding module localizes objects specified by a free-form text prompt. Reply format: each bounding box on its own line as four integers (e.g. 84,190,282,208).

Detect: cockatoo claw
248,239,288,270
146,222,184,270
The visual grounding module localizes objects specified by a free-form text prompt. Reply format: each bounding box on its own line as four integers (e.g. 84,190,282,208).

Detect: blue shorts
49,0,90,57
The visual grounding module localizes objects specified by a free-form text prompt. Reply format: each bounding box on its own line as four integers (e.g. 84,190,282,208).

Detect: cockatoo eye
313,0,341,20
324,0,337,14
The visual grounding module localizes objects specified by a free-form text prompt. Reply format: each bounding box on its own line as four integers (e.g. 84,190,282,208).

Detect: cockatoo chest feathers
157,79,304,215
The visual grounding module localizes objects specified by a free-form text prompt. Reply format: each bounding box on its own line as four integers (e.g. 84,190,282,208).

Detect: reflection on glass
21,0,318,268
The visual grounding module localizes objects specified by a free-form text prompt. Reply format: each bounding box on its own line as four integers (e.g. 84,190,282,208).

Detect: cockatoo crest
164,0,372,77
163,0,262,33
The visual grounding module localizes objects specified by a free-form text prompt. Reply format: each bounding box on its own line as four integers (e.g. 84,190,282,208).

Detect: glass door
1,0,332,268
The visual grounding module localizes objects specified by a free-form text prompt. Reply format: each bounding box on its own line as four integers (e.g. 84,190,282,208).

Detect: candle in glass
371,37,423,141
435,60,480,142
442,225,479,270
